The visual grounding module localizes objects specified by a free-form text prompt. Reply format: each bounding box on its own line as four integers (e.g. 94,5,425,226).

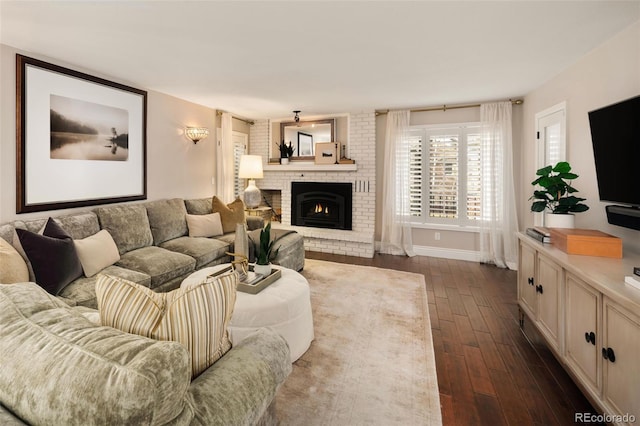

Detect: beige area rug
275,259,441,425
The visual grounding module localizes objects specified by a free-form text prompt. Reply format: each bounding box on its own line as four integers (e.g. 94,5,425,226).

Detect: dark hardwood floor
305,250,601,425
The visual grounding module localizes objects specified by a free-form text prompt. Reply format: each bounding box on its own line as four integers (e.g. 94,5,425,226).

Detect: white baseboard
412,245,481,262
373,241,481,262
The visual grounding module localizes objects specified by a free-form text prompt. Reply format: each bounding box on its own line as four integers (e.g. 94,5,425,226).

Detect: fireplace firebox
291,182,352,230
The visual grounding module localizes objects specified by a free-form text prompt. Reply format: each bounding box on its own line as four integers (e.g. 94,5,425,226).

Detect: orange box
549,228,623,258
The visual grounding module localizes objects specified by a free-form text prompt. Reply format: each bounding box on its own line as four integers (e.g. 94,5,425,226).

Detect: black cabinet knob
528,277,534,286
602,347,616,363
607,347,616,363
536,285,544,294
585,331,595,345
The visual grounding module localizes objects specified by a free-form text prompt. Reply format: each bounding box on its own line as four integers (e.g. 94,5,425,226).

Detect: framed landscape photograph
16,54,147,213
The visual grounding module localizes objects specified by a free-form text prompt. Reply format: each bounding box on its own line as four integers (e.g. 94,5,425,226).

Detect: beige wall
375,105,524,256
519,21,640,253
0,44,217,223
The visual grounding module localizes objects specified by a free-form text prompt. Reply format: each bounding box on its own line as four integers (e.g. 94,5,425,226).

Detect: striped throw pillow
96,273,237,378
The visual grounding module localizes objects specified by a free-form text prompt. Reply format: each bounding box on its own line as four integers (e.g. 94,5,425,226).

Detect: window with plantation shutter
408,133,423,217
466,133,482,220
428,134,459,218
406,123,481,227
231,132,248,199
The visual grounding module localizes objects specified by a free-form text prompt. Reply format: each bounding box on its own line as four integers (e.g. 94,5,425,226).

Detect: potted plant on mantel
530,161,589,228
277,140,295,164
254,222,279,276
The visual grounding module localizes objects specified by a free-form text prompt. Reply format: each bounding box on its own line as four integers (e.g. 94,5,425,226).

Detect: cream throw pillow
96,273,237,378
73,230,121,277
212,196,246,234
0,238,29,284
186,213,224,238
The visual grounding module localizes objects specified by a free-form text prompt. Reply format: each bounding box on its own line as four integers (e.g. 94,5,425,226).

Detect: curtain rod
216,110,255,125
375,99,523,115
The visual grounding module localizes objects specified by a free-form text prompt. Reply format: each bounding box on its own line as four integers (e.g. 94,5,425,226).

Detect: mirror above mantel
279,118,335,160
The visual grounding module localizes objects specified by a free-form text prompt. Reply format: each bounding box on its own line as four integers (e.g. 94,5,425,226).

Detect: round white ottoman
181,264,314,362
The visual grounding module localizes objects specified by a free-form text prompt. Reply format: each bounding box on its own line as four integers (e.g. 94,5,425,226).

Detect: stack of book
526,227,551,243
625,268,640,291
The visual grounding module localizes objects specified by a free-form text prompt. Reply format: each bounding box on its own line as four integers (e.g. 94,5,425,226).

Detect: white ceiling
1,1,639,119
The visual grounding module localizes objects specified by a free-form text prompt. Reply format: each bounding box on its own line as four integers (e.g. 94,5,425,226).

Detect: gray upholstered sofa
0,196,305,425
0,196,305,309
0,282,291,425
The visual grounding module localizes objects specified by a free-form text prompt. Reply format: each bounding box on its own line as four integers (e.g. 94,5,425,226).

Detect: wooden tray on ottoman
549,228,622,258
208,265,282,294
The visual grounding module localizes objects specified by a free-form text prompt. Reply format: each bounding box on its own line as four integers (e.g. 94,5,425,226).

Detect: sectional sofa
0,196,306,425
0,197,305,309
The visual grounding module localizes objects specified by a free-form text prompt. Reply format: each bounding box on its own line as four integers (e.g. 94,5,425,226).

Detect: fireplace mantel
264,163,357,172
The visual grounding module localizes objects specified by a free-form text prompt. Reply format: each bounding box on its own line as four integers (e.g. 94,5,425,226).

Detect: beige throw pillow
186,213,224,238
96,273,237,378
0,238,29,284
212,196,246,234
73,230,121,277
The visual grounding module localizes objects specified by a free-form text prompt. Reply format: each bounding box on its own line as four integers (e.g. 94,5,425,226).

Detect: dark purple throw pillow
16,217,83,295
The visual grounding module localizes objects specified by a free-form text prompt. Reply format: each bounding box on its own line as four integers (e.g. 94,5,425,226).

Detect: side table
245,206,274,221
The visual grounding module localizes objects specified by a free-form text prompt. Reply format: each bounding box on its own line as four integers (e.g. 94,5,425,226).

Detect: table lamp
238,155,264,208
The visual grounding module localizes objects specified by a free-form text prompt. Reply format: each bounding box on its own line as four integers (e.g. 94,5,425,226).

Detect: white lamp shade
238,155,264,179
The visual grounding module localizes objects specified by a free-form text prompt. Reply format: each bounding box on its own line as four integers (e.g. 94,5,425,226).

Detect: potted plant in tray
255,221,279,276
530,161,589,228
277,140,295,164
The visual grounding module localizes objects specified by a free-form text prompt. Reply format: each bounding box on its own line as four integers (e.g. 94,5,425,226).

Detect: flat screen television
588,95,640,230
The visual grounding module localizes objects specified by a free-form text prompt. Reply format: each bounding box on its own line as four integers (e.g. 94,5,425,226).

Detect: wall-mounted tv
588,95,640,230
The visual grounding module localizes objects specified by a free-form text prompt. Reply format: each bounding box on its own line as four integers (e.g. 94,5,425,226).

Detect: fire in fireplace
291,182,352,230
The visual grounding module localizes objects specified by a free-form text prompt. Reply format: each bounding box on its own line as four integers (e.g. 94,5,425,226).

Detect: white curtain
379,110,415,257
479,102,519,269
216,112,235,202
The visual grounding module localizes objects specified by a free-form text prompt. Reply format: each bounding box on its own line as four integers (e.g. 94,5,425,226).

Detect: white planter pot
280,158,289,165
253,263,272,276
545,213,575,229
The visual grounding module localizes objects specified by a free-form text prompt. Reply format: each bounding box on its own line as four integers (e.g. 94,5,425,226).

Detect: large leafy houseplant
530,161,589,214
256,222,279,266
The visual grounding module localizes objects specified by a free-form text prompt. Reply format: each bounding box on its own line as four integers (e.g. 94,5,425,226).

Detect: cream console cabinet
517,233,640,425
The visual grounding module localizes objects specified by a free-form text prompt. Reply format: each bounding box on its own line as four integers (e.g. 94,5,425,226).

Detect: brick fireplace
248,112,375,258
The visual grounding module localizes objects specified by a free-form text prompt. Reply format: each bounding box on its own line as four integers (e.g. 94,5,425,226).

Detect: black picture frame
297,132,313,156
16,54,147,213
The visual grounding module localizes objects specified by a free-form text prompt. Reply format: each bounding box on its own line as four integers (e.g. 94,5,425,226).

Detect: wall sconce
185,127,209,144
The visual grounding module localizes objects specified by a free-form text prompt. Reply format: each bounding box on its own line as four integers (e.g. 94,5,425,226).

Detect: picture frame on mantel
314,142,339,165
16,54,147,213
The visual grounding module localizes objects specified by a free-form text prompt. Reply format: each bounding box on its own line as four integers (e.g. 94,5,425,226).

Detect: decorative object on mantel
255,222,279,276
530,161,589,228
185,127,210,144
315,142,339,165
238,155,264,208
277,140,295,164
